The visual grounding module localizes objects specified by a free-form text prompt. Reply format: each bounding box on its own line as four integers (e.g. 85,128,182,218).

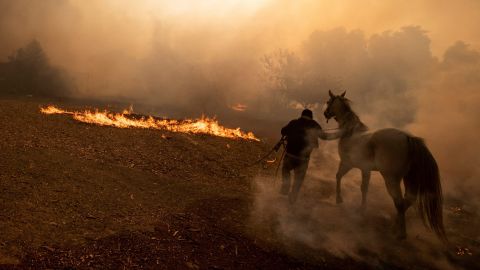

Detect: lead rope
274,144,286,186
247,136,285,167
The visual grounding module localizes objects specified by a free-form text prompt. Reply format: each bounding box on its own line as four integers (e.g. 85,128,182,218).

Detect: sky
1,0,479,67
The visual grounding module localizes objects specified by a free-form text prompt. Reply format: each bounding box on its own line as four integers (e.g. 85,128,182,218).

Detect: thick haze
1,0,478,199
1,0,479,265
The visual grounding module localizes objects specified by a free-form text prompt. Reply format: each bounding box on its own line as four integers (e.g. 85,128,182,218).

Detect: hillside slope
1,98,477,269
0,98,368,269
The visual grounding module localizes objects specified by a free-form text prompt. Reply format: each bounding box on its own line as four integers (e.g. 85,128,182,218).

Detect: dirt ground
0,97,478,269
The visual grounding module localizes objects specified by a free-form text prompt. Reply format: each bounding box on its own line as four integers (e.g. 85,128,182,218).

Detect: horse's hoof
336,196,343,204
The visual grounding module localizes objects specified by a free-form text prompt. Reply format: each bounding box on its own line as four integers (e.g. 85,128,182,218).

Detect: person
280,109,331,204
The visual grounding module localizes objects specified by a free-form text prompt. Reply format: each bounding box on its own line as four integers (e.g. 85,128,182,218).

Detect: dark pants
281,154,309,203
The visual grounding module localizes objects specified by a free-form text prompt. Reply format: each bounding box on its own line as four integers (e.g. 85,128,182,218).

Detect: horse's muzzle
324,111,333,122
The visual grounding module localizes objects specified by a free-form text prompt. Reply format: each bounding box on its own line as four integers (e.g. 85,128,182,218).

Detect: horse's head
324,90,349,122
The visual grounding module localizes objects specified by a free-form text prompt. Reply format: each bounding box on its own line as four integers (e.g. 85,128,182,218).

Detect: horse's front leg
336,162,352,204
361,170,371,210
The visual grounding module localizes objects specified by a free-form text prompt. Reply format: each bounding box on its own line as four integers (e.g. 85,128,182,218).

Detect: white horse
323,90,446,240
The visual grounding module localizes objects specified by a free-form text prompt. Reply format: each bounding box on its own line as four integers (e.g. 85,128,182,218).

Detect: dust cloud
251,170,453,268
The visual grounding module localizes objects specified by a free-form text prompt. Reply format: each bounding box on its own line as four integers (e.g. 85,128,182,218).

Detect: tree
4,39,72,97
262,27,435,128
262,49,341,110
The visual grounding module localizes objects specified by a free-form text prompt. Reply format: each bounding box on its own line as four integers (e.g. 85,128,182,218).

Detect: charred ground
0,97,478,269
0,97,366,269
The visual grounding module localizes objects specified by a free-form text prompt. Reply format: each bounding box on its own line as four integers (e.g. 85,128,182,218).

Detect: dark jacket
281,116,322,158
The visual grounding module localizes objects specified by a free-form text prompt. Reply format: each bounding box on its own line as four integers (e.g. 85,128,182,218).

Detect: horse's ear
329,89,334,98
341,90,346,97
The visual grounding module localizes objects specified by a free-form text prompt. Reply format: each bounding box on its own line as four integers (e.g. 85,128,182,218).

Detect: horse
323,90,446,240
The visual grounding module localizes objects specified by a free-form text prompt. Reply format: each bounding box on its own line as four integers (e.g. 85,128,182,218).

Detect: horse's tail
404,136,447,241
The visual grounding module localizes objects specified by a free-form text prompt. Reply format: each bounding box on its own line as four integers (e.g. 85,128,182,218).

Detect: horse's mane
339,96,353,110
338,97,368,137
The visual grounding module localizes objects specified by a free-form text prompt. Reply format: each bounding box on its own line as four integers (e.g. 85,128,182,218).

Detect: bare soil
0,97,477,269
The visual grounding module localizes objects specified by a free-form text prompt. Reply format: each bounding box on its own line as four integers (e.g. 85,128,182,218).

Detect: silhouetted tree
263,49,342,107
2,39,72,97
262,27,435,127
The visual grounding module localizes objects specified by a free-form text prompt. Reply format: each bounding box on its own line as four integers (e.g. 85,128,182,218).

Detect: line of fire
40,105,259,141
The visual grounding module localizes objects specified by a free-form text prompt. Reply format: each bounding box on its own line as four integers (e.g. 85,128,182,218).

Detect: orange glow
231,103,247,112
40,105,71,115
40,105,259,141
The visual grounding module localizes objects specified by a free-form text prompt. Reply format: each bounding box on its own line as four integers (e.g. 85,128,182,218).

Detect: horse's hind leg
402,177,417,213
361,170,371,210
383,174,407,239
336,162,352,204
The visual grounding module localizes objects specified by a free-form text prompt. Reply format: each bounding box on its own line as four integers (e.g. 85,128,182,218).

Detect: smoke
250,140,472,268
250,33,480,266
409,41,480,204
0,1,479,117
262,26,435,127
1,0,480,266
0,0,270,115
250,35,480,268
251,171,455,269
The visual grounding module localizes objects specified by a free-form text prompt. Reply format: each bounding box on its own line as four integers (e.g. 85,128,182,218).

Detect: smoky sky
0,0,479,197
261,26,435,127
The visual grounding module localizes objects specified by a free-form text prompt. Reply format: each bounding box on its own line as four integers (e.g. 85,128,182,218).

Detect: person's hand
274,137,285,151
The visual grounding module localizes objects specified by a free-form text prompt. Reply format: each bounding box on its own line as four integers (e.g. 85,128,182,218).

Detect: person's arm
313,121,340,141
319,129,343,140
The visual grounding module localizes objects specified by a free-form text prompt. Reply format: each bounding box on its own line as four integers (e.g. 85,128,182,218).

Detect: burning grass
40,105,259,141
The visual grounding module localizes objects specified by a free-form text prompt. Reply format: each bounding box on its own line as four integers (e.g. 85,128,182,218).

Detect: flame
40,105,259,141
122,104,134,115
40,105,71,115
231,103,247,112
